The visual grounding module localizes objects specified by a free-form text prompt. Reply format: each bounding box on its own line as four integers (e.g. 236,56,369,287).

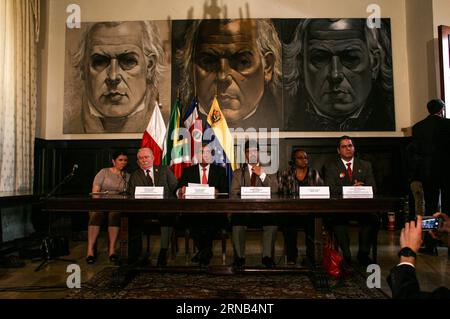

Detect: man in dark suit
411,99,448,254
128,147,178,266
230,140,279,268
176,144,229,266
387,213,450,299
323,136,378,266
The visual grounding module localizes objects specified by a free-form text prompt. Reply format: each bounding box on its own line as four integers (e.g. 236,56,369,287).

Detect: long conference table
44,194,403,290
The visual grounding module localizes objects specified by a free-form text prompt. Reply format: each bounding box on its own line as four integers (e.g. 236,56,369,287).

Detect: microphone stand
35,168,77,272
45,170,76,199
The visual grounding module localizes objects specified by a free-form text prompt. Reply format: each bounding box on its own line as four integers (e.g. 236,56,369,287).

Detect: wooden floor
0,228,449,299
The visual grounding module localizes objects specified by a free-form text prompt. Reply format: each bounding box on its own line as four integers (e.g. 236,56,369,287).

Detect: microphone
70,164,79,176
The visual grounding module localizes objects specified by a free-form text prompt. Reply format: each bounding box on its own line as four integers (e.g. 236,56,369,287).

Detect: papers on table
240,187,271,199
185,186,215,199
342,186,373,198
299,186,330,199
134,186,164,199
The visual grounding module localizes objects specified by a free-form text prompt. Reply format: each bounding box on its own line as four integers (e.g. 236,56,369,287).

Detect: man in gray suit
230,141,278,268
128,147,178,266
323,136,378,266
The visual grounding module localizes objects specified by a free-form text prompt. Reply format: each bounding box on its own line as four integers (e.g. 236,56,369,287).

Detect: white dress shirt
142,167,154,182
247,163,266,183
341,158,354,171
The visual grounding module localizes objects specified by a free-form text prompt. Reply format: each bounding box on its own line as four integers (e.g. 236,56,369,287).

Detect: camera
421,217,442,231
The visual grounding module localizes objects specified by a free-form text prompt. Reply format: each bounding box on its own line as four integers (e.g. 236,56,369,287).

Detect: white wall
432,0,450,38
432,0,450,114
38,0,412,140
405,0,435,126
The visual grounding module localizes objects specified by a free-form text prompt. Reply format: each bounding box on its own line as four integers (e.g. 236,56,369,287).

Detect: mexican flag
162,97,190,179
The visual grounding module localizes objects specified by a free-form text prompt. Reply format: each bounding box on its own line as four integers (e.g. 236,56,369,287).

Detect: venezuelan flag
206,96,236,189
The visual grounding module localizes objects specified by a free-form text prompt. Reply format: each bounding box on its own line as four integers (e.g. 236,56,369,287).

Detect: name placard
241,187,271,199
185,186,215,199
342,186,373,198
299,186,330,199
134,186,164,199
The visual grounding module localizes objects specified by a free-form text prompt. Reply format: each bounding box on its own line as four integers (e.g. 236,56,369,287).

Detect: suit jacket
177,164,228,194
230,165,278,195
323,157,376,196
411,114,446,182
387,264,450,299
127,165,178,198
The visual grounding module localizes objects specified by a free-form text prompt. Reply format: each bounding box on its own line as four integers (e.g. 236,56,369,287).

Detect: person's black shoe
157,248,167,267
198,249,213,266
232,257,245,269
286,257,297,266
357,253,374,266
262,256,276,268
86,255,96,264
109,254,118,263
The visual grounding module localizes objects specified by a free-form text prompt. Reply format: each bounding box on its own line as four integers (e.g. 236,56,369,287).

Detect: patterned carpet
66,267,389,299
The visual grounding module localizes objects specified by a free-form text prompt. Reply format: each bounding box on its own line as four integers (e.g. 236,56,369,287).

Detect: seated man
127,147,178,266
322,136,379,266
176,144,229,266
230,140,279,268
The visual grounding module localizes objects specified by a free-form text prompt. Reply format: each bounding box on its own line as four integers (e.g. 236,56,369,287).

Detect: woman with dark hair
86,150,129,264
279,149,323,265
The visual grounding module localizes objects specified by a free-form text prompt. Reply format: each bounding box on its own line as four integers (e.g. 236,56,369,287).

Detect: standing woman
280,149,323,265
86,150,129,264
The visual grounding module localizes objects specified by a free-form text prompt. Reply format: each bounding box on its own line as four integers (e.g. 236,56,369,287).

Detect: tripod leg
34,259,49,272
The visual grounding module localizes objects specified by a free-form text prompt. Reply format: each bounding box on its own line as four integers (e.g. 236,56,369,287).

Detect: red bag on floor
323,239,346,278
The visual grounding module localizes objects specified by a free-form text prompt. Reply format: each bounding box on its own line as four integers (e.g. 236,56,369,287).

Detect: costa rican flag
183,97,203,164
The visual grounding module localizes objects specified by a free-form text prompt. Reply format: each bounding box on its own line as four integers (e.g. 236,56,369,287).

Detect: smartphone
421,217,442,231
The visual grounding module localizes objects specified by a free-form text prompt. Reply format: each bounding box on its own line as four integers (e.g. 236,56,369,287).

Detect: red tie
346,163,353,182
201,168,208,185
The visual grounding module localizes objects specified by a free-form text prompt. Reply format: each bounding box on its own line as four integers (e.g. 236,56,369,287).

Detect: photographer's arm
399,216,423,266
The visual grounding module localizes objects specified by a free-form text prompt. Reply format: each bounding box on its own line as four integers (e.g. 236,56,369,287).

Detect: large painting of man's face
172,19,283,130
64,20,171,134
282,18,395,131
63,18,395,134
